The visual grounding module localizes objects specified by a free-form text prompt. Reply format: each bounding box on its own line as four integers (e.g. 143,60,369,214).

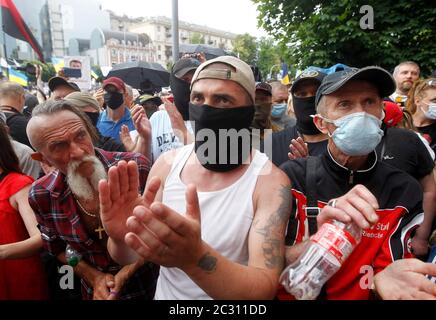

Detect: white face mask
421,103,436,120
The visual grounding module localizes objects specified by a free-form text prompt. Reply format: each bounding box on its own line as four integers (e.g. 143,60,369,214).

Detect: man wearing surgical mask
96,77,135,143
270,81,296,131
279,67,425,300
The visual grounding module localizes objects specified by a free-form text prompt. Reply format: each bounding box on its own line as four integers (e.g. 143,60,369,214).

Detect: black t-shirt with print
417,122,436,154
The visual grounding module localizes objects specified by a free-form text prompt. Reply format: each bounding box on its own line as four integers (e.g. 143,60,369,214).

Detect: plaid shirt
29,148,158,300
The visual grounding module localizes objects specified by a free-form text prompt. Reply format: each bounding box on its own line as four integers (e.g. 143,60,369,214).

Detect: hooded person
147,58,200,163
265,69,328,167
170,57,201,120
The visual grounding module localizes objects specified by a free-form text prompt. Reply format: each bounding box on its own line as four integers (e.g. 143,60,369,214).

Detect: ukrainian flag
281,62,290,85
8,67,28,86
52,57,64,73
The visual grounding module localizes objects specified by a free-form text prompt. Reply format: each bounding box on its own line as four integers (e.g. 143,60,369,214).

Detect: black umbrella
179,44,231,60
107,61,169,92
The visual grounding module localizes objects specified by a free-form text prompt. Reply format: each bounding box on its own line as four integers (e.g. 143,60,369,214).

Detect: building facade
109,12,237,67
87,28,155,67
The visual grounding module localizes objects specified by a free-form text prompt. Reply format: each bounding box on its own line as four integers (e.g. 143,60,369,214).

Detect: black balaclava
189,103,255,172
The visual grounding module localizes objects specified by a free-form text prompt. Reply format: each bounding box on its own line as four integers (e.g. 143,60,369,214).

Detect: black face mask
104,92,124,110
85,112,100,128
252,102,272,129
189,103,254,172
170,72,191,121
293,96,320,135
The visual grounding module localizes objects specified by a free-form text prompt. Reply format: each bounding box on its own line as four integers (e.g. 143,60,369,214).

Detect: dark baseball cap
291,69,327,95
315,66,396,107
48,76,80,92
173,58,201,79
255,82,272,96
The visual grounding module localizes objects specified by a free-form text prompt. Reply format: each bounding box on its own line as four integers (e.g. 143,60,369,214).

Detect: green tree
253,0,436,75
25,60,56,82
190,32,205,44
232,33,258,65
257,37,281,80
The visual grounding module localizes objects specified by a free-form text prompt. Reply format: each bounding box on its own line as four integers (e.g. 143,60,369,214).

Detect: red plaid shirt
29,149,158,300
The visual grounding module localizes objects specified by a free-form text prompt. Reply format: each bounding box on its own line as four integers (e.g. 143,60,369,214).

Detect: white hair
67,155,107,201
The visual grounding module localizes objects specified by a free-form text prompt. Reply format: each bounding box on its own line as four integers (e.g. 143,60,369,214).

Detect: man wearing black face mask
99,56,291,300
96,77,135,143
252,82,280,141
266,70,328,167
64,92,126,152
147,58,200,163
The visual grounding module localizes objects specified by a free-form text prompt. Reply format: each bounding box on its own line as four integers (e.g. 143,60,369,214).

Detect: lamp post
171,0,179,64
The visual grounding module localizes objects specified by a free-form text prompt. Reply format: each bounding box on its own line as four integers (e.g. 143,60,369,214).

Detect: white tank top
154,144,269,300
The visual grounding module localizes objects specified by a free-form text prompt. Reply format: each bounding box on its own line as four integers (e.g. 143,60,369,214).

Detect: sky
99,0,268,38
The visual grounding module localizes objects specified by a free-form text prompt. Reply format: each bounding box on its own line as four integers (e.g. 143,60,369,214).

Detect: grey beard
66,155,107,201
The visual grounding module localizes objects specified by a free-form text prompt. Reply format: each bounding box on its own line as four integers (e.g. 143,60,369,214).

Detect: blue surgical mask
323,112,384,156
421,103,436,120
271,103,287,118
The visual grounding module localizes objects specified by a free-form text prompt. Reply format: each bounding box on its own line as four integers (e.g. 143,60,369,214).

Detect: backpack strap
305,156,320,235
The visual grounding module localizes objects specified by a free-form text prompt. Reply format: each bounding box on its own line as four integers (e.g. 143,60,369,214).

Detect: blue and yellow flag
51,57,64,73
8,66,28,86
281,62,290,85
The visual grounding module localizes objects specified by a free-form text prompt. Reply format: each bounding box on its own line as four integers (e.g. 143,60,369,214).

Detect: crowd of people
0,53,435,300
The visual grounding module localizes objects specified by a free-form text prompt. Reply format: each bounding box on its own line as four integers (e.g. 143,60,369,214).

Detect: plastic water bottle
280,220,362,300
65,244,82,267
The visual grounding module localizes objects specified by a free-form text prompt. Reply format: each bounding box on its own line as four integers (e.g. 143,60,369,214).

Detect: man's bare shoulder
149,147,186,180
253,159,292,213
257,160,291,190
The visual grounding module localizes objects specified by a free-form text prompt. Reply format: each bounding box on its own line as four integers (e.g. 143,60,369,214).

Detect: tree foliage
190,32,205,44
25,60,56,83
253,0,436,75
232,33,258,65
256,37,281,80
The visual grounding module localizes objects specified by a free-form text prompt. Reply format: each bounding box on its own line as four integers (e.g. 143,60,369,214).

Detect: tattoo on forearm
256,184,292,269
197,252,217,273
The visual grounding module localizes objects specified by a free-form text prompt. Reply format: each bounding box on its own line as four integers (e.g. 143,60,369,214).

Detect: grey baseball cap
315,66,396,106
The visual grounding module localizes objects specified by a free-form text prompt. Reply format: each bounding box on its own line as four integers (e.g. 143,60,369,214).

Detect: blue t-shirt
97,107,135,143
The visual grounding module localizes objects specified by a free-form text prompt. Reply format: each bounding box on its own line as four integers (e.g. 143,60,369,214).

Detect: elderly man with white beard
26,100,159,300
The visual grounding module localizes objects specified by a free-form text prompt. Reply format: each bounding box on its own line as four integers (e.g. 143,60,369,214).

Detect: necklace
73,195,106,240
74,197,98,218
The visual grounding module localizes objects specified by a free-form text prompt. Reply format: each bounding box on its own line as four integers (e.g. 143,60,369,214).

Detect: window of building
158,45,161,51
158,54,161,60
